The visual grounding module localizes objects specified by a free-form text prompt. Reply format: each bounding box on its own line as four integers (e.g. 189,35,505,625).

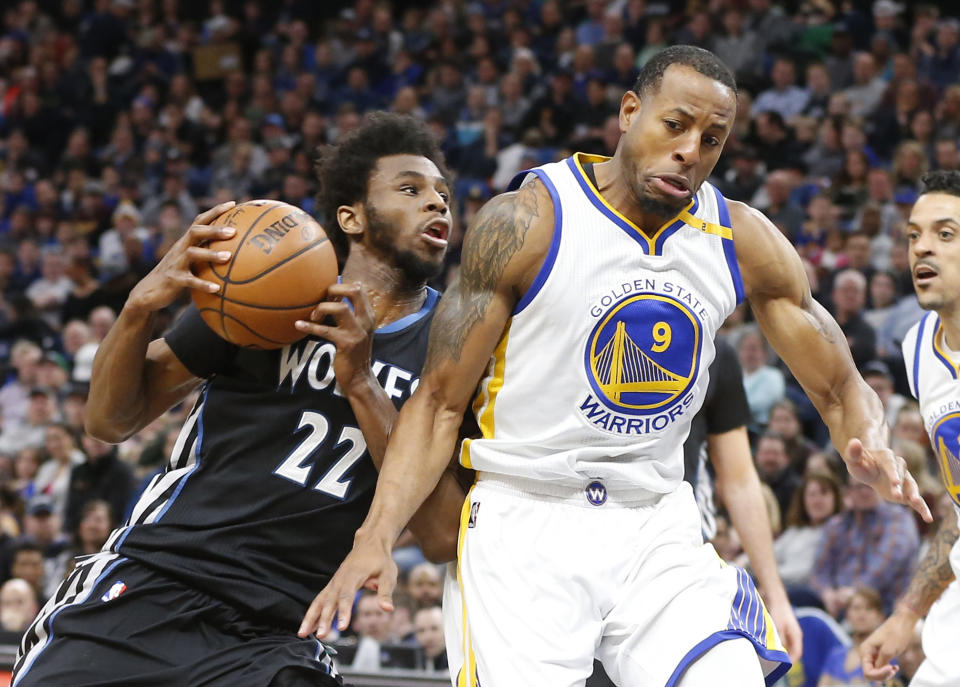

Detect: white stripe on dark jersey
14,553,122,683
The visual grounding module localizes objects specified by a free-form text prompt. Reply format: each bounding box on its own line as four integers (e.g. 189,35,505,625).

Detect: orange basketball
191,200,339,349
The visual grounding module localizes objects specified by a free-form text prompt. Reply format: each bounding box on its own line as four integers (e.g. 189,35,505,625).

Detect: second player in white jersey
862,171,960,686
464,153,743,492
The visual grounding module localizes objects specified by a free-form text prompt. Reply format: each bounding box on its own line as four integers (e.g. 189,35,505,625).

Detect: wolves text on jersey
276,340,419,401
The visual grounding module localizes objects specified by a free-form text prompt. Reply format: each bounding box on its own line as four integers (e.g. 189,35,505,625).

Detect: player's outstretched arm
86,202,236,443
709,427,802,661
298,179,553,638
862,511,959,681
731,201,930,521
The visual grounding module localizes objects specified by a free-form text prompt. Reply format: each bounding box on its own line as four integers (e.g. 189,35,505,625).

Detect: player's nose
424,189,448,214
671,132,700,166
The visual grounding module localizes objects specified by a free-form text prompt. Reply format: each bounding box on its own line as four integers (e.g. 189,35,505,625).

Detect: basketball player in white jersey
861,171,960,687
302,46,930,686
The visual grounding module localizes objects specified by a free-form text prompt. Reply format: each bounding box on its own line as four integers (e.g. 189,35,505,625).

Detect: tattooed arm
731,202,929,519
862,511,959,681
299,179,554,637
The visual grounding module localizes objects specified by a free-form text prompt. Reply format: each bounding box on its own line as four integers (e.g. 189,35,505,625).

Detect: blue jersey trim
911,313,930,399
14,556,129,685
376,287,438,334
512,169,562,315
115,387,210,551
565,156,651,254
713,186,745,305
664,629,792,687
931,314,960,380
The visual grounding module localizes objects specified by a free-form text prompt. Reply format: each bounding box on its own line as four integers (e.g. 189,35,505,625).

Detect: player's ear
620,90,641,132
337,204,365,238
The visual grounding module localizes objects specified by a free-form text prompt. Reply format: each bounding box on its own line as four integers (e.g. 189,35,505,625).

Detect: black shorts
13,552,341,687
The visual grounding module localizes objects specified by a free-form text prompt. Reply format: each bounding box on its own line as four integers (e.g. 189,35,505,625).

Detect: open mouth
421,218,449,246
914,264,938,284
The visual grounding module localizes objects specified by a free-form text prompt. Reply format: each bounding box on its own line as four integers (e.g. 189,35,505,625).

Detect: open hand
845,439,932,522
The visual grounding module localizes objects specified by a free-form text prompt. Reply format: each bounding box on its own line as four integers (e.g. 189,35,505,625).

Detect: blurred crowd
0,0,958,682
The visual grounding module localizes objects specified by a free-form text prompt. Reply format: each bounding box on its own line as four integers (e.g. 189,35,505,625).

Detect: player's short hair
316,112,449,265
919,170,960,199
632,45,737,98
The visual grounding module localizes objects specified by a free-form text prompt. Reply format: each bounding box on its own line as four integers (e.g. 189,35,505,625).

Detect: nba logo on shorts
468,501,480,528
585,481,607,506
101,581,127,603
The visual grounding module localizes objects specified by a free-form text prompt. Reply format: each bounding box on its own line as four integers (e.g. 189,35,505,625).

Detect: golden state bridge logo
932,412,960,507
580,292,702,434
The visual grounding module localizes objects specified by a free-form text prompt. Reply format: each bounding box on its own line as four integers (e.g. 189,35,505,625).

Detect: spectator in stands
754,57,809,121
760,169,806,240
768,399,820,472
0,340,41,431
71,499,113,558
775,470,843,590
861,361,908,429
414,605,447,672
32,422,84,522
64,433,133,534
0,578,38,634
0,387,55,457
812,479,919,617
830,269,877,371
349,589,396,670
737,327,786,431
407,562,443,609
843,53,887,119
9,541,45,605
817,586,887,685
20,495,70,600
755,432,803,522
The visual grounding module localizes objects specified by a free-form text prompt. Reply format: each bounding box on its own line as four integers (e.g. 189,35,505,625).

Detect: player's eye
439,192,450,203
400,185,417,194
940,230,954,240
907,232,920,241
704,136,720,147
664,120,681,131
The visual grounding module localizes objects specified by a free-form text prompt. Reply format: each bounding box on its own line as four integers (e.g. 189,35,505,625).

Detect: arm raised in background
85,202,237,443
298,178,555,638
710,426,802,662
731,201,930,521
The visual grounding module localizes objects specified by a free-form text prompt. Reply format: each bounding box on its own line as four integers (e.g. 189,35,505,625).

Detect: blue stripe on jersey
931,314,960,380
713,186,745,305
115,387,210,551
652,194,700,255
513,169,562,315
564,157,652,255
664,630,791,687
911,313,930,399
376,287,439,334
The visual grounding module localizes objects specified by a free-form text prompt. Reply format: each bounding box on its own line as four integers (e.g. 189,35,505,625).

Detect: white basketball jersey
461,153,744,493
903,311,960,576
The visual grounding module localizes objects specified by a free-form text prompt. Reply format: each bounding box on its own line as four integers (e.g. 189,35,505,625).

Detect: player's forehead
370,154,447,189
908,192,960,227
648,65,736,123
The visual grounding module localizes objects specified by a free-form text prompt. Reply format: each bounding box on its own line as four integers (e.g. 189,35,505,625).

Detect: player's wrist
893,600,924,623
353,524,396,552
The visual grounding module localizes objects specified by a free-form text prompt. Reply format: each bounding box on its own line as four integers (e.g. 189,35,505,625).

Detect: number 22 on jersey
272,410,367,500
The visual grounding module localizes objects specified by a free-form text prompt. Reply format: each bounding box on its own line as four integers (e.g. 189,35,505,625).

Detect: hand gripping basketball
126,202,237,314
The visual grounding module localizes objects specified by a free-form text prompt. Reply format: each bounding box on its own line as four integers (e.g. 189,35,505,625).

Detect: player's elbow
419,527,459,564
83,414,130,444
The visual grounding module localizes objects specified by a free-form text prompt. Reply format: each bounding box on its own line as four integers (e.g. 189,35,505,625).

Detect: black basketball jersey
108,288,439,629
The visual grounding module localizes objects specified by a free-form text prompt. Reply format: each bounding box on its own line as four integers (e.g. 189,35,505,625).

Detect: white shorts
911,579,960,687
447,475,790,687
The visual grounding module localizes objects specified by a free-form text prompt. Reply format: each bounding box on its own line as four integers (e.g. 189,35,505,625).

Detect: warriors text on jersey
461,153,744,493
903,310,960,576
108,291,438,628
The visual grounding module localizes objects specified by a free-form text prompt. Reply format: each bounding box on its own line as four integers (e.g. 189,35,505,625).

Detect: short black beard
636,191,686,220
365,203,444,288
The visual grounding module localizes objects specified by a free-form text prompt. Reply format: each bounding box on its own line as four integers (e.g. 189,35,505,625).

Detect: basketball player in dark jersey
13,113,466,686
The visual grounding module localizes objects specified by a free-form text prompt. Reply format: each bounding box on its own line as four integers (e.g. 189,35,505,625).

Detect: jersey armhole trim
713,186,745,305
511,170,562,315
909,315,928,399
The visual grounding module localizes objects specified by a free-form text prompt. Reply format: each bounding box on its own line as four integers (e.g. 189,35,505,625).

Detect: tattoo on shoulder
800,293,840,345
426,179,542,366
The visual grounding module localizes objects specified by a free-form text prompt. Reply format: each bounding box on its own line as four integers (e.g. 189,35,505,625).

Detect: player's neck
341,251,427,328
938,309,960,355
593,158,676,235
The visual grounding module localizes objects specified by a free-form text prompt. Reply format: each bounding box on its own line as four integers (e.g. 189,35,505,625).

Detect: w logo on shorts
101,581,127,603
